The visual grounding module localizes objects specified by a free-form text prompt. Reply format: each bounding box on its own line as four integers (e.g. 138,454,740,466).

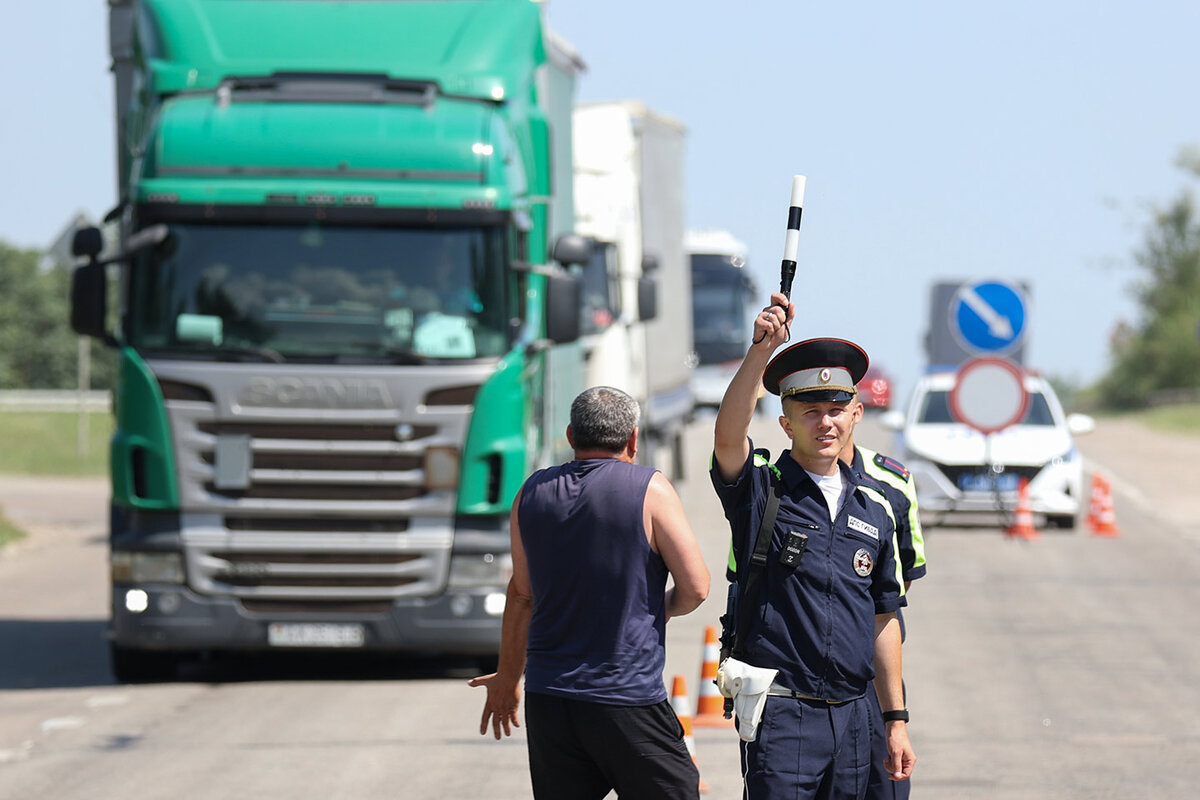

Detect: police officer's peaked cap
763,338,869,402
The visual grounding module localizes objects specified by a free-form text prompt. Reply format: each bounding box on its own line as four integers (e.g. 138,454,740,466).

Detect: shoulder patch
873,453,910,481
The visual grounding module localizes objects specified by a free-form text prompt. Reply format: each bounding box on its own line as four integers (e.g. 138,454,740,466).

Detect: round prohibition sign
949,357,1029,434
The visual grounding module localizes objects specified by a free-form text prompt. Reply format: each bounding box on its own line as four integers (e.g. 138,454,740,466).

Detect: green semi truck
70,0,587,681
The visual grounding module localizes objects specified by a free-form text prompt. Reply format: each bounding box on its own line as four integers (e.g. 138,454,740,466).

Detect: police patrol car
881,370,1095,529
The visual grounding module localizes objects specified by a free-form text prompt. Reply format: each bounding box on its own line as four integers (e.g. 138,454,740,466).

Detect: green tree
0,242,75,388
0,240,116,390
1098,155,1200,409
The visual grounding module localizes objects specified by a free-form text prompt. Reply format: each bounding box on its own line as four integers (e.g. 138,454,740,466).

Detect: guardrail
0,390,111,412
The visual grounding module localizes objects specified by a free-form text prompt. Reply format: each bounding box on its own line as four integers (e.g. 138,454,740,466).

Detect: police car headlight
448,553,513,589
1050,446,1079,467
112,551,185,584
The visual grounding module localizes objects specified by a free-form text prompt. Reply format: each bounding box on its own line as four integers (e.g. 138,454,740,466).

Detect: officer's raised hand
752,292,794,352
714,292,796,482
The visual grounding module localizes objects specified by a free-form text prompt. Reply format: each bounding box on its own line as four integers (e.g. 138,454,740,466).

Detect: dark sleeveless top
518,458,667,705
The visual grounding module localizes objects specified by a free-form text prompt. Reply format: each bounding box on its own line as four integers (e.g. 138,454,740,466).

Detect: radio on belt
778,531,809,569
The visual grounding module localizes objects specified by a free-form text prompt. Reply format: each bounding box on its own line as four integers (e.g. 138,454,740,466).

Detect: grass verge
0,508,26,549
1135,403,1200,436
0,411,113,476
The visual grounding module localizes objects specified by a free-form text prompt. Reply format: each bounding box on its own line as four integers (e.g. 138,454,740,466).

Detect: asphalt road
0,414,1198,799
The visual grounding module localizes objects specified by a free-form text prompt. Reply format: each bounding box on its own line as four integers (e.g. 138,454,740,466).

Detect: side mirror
544,271,581,344
551,234,590,267
70,261,108,339
72,226,104,258
637,275,658,322
878,409,906,431
1066,413,1095,436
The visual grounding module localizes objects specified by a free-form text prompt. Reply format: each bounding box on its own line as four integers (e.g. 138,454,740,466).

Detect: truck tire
110,644,180,684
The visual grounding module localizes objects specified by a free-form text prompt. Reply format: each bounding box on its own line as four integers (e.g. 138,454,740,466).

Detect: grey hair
570,386,640,453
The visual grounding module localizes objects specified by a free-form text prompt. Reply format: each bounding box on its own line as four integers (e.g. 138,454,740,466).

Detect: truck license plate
267,623,366,648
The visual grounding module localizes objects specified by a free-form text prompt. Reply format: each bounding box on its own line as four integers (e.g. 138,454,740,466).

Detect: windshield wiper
215,345,286,363
377,346,429,365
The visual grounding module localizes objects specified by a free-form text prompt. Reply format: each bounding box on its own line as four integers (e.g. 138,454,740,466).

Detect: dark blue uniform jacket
712,441,905,702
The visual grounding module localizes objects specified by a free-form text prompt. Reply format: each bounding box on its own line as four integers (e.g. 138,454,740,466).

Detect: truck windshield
691,256,754,365
126,223,510,362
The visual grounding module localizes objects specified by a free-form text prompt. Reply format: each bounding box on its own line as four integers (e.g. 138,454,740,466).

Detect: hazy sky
4,1,1198,398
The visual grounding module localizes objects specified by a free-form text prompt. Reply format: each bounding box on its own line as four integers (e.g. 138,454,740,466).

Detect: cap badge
819,368,832,384
853,548,874,577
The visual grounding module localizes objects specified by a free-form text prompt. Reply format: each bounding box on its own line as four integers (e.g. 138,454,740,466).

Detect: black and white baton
753,174,806,344
780,174,806,299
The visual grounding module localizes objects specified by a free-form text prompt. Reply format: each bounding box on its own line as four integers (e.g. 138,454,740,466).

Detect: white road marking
0,741,34,763
40,717,85,733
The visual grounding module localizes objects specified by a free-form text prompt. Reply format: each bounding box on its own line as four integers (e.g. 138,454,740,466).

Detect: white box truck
573,101,694,477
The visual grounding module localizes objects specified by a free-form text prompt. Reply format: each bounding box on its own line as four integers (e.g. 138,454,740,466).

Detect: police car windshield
918,390,1055,426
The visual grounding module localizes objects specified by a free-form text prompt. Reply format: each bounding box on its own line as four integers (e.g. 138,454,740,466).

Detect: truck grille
155,362,489,604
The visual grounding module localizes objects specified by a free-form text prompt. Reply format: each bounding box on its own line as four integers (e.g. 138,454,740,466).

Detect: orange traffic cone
694,626,734,728
670,675,710,794
1006,477,1039,540
1088,473,1121,537
1085,472,1105,529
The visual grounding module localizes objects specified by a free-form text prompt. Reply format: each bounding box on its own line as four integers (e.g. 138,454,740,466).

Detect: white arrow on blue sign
951,280,1027,354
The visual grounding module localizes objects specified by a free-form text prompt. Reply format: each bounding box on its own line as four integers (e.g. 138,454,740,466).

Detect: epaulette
873,452,911,482
857,471,886,493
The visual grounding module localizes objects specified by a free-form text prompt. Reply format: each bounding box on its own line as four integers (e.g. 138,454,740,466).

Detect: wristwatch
881,709,909,723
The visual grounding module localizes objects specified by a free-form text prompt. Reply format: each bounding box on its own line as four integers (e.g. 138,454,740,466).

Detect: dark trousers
867,607,910,800
741,694,871,800
865,682,910,800
525,691,699,800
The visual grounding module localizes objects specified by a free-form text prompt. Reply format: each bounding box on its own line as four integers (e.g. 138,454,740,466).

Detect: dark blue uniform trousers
865,682,910,800
866,608,910,800
741,694,871,800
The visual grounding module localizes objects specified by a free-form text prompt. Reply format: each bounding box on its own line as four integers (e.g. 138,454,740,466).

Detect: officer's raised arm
713,292,794,483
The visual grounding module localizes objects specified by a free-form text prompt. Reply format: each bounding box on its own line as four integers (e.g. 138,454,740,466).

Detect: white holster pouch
715,657,779,742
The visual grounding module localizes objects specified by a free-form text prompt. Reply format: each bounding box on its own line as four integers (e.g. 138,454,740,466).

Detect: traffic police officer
844,440,925,800
712,293,916,799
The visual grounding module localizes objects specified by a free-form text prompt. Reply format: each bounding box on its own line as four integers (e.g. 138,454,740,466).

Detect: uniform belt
766,683,860,705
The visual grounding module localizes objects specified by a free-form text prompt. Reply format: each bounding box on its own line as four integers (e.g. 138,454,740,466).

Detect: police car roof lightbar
780,174,806,299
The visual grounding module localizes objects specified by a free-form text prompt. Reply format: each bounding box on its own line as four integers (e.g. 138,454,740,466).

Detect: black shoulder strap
731,468,781,658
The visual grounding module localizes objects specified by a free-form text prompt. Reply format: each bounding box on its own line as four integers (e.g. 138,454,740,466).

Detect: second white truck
572,101,694,477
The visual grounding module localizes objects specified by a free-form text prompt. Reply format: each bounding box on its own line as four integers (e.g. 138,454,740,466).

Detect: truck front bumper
109,584,504,655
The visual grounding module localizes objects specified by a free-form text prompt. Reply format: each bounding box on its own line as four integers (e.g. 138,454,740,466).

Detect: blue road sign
951,281,1027,355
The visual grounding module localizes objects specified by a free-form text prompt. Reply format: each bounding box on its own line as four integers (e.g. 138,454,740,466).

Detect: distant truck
686,230,758,409
572,101,694,476
70,0,586,681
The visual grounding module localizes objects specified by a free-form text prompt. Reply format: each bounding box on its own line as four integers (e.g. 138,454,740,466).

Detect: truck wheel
110,644,180,684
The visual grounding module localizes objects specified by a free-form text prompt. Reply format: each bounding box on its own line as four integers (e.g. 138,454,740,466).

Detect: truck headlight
448,552,513,589
112,551,185,584
424,446,460,490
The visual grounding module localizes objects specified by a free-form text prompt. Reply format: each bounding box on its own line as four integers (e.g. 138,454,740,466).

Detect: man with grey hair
472,385,711,799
